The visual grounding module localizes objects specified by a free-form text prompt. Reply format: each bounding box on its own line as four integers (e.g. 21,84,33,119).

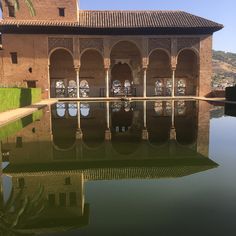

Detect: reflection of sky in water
75,114,236,236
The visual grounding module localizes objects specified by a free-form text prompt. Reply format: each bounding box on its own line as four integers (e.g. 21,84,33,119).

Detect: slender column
105,68,110,98
142,101,149,140
172,68,176,98
47,65,51,98
143,68,147,98
75,67,80,99
76,102,83,140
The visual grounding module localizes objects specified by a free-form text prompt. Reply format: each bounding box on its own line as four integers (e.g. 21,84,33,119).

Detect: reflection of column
142,101,149,140
105,68,110,98
170,100,176,140
172,68,176,97
76,102,83,140
143,68,147,98
105,101,112,141
75,67,80,98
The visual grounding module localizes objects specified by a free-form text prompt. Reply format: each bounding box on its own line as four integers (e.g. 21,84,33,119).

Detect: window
65,177,71,185
69,192,77,206
17,178,25,188
16,137,23,148
10,52,18,64
59,193,66,207
8,5,15,17
58,8,65,17
48,194,56,207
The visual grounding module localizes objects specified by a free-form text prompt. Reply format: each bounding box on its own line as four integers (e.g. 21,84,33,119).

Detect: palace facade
0,0,223,98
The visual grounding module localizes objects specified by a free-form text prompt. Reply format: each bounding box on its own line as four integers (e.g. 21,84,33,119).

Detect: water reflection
0,101,218,235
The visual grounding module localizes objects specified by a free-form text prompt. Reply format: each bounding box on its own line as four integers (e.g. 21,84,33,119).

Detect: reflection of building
0,1,223,98
1,100,217,232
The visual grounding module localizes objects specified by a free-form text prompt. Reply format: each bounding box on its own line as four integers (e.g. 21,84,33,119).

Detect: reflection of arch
147,49,172,96
68,103,78,117
49,49,75,98
176,49,199,96
56,103,66,117
80,103,90,117
80,49,105,97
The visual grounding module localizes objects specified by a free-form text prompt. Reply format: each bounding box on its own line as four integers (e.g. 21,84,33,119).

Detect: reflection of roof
0,11,223,34
4,158,218,179
16,204,89,234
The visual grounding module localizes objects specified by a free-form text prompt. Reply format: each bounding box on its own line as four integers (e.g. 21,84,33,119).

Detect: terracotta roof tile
0,10,223,29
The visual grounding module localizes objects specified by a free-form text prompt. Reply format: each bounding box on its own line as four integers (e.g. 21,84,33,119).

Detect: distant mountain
212,50,236,89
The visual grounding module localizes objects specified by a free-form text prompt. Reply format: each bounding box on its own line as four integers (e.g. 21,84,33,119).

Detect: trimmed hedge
0,110,42,140
0,88,41,113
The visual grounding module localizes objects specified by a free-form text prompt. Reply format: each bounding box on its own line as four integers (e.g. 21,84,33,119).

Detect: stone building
0,0,223,98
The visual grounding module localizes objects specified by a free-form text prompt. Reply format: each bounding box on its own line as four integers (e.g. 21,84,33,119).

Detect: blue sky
80,0,235,53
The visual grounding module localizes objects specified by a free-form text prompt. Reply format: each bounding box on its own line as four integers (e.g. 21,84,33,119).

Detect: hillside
212,50,236,89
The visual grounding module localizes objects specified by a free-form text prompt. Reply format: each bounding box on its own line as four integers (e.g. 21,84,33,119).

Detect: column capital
104,58,111,70
74,65,81,71
142,57,149,69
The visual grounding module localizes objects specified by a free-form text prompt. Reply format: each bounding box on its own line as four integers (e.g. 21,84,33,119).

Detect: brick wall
2,0,78,21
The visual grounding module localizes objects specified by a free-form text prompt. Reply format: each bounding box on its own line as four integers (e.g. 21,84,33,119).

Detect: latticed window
155,80,164,96
8,5,15,17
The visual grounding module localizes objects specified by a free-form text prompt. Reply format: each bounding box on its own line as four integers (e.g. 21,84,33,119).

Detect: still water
0,100,236,236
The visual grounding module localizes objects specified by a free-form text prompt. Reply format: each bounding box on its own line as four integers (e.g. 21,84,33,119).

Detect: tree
0,0,35,16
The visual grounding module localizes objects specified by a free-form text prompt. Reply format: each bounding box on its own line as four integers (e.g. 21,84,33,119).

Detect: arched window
166,79,172,96
177,79,187,96
68,103,78,117
80,80,89,98
55,80,66,98
68,80,77,98
155,80,164,96
112,80,122,96
56,103,66,117
124,80,132,95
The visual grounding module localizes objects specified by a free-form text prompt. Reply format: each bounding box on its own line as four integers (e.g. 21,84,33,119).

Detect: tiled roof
78,10,223,29
0,10,223,30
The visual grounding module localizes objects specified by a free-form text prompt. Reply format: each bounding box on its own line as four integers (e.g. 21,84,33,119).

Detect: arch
148,48,171,59
80,48,104,61
176,49,199,96
147,49,172,96
110,41,142,96
80,49,105,97
49,47,74,61
109,39,142,56
49,49,76,98
177,47,199,62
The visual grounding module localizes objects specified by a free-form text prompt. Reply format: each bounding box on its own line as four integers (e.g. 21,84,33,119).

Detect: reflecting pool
1,100,236,235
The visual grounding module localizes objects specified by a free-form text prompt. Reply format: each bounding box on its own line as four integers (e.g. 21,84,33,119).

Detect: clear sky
80,0,235,53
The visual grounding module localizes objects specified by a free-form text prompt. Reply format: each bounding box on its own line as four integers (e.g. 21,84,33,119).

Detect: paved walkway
0,99,57,128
